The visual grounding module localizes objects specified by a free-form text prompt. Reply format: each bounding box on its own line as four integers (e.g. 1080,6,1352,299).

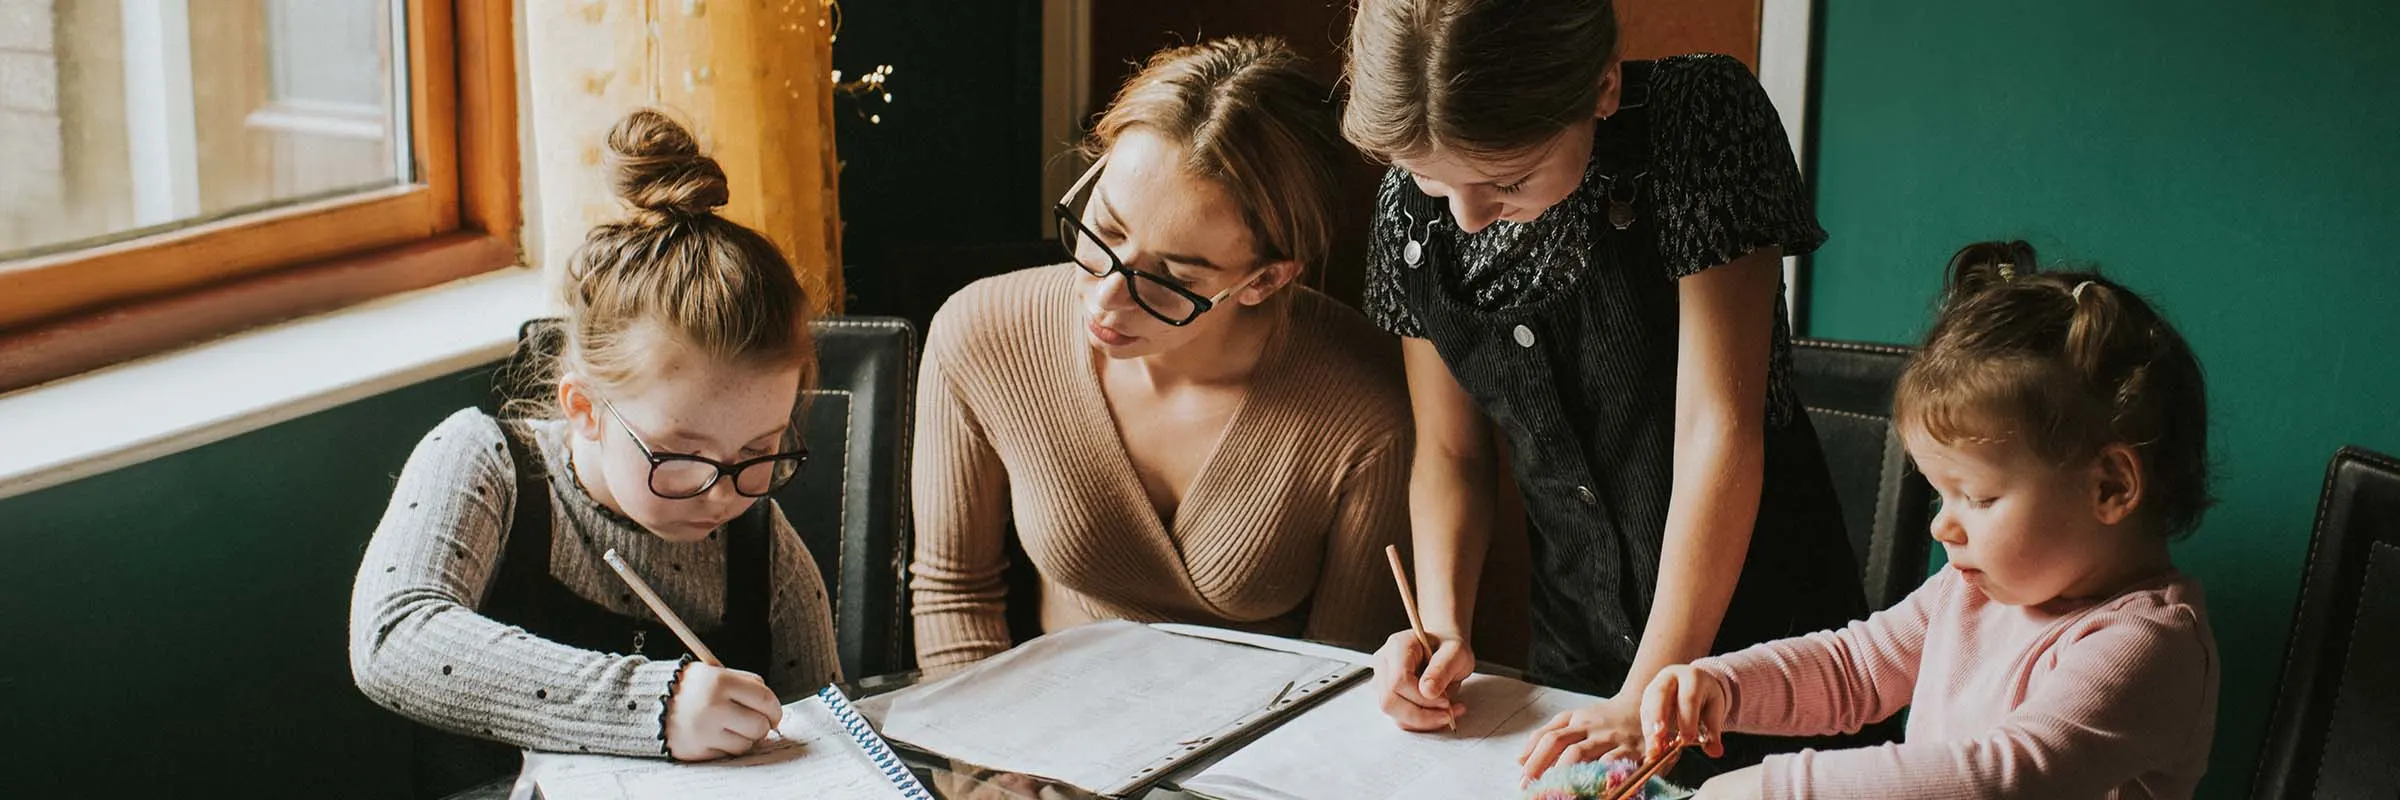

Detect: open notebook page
520,690,922,800
859,620,1362,797
1180,673,1605,800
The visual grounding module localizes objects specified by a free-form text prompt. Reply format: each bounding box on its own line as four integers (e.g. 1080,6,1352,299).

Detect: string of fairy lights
824,0,897,124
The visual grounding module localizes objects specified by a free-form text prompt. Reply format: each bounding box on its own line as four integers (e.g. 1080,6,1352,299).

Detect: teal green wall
1807,2,2400,796
0,368,491,797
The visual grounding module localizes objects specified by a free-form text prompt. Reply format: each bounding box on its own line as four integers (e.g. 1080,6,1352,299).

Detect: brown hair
1081,36,1352,278
532,109,816,411
1894,241,2213,538
1341,0,1621,161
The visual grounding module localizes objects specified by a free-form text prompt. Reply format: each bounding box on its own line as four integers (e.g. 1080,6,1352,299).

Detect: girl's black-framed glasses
601,399,808,499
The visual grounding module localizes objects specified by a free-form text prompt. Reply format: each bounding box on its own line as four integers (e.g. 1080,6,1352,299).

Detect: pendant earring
1606,172,1647,231
1402,208,1438,268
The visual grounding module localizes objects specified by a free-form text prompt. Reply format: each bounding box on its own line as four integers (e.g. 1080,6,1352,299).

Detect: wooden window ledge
0,267,544,502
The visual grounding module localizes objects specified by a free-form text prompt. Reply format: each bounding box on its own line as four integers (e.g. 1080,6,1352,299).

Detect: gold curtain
523,0,844,313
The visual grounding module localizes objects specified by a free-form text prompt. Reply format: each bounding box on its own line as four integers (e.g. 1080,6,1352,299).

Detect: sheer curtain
522,0,844,313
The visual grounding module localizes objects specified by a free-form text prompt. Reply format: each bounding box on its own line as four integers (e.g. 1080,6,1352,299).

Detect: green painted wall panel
0,369,491,796
1808,2,2400,796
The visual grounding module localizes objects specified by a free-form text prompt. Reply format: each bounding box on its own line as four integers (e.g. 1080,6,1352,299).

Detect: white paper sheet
521,695,915,800
862,620,1363,797
1179,673,1602,800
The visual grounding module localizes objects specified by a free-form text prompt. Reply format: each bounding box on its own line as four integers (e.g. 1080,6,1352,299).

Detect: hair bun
606,109,729,221
1943,239,2039,301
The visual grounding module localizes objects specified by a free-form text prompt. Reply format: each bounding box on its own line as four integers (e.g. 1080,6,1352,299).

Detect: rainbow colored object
1521,757,1690,800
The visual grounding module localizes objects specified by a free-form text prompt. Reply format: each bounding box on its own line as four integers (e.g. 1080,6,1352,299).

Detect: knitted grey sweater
348,409,840,756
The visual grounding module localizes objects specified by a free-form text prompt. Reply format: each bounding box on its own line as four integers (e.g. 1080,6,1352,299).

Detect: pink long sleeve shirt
1693,566,2218,799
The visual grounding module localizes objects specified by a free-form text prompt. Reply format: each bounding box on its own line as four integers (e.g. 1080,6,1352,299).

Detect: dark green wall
1807,2,2400,796
0,368,491,796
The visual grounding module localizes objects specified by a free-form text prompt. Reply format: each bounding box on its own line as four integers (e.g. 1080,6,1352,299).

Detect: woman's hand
1370,629,1475,731
662,663,783,761
1515,694,1646,785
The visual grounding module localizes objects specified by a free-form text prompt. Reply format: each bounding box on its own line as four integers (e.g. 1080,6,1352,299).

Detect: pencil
1383,544,1437,657
1384,544,1456,731
601,548,721,666
601,548,787,744
1599,737,1686,800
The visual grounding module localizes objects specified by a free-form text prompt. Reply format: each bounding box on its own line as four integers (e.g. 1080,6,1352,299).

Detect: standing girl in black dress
1342,0,1867,781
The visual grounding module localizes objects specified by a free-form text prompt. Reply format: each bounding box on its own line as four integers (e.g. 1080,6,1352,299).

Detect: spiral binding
817,685,935,800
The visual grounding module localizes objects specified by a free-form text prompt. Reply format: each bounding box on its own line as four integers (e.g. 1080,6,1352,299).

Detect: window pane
0,0,406,261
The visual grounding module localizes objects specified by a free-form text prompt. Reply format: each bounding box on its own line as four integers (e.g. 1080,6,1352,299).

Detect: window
0,0,517,391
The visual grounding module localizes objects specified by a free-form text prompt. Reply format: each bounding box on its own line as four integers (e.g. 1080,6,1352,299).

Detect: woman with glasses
909,37,1415,672
349,110,838,791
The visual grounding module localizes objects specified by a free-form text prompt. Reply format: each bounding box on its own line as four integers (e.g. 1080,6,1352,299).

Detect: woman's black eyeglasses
1053,155,1264,326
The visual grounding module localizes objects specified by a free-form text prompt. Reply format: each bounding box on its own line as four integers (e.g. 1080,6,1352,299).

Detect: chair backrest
1790,338,1933,611
2254,445,2400,800
488,316,921,680
772,317,919,679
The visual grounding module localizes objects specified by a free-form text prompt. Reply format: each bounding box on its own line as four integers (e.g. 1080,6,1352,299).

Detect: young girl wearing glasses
349,110,839,792
909,37,1413,672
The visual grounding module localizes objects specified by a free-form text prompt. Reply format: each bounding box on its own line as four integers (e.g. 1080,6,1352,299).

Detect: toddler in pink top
1638,241,2221,799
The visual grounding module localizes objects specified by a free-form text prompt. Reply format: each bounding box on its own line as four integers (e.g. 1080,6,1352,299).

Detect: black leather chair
771,317,919,680
1790,338,1934,611
490,316,920,680
2254,445,2400,799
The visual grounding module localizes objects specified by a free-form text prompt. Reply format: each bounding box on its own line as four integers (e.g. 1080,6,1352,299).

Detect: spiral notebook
517,685,933,800
857,621,1369,798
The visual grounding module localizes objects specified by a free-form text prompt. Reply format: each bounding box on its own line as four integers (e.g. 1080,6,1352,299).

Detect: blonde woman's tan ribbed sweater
910,265,1415,669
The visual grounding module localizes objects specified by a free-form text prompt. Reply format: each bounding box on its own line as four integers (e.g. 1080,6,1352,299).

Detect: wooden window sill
0,266,544,502
0,232,518,393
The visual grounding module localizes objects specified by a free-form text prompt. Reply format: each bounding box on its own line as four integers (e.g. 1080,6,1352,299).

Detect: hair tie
1996,262,2017,282
2072,280,2095,302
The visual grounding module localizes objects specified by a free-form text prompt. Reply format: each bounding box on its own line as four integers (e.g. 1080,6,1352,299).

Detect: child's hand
1371,630,1474,731
1639,664,1730,760
663,663,783,761
1516,694,1644,786
1692,764,1763,800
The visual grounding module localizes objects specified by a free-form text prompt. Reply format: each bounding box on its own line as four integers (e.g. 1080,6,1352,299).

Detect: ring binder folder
861,621,1370,797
